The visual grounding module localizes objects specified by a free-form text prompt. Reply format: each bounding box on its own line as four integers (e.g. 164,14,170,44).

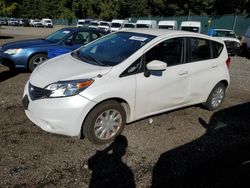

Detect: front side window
145,37,184,67
73,32,155,66
72,31,89,45
136,24,150,28
111,23,121,28
190,38,211,61
181,27,199,33
159,25,174,30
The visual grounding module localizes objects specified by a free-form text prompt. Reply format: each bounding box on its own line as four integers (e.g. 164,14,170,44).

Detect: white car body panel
23,29,230,137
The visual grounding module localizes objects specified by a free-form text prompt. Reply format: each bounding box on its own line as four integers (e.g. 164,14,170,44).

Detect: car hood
30,53,112,88
2,39,55,50
215,37,240,43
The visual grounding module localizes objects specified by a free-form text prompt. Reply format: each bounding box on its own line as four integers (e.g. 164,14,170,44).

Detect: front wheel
82,100,126,145
204,83,226,111
28,53,48,72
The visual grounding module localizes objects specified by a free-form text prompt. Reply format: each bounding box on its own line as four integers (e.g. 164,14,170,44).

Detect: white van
41,18,53,28
110,19,128,32
98,21,111,31
245,25,250,53
77,19,93,27
180,21,201,33
136,20,158,28
158,20,177,30
88,21,99,29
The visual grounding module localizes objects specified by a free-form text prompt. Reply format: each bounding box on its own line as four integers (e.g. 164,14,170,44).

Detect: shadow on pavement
0,36,14,39
152,102,250,188
0,70,20,82
88,135,135,188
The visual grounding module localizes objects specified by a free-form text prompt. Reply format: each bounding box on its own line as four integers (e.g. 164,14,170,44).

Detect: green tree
0,0,18,16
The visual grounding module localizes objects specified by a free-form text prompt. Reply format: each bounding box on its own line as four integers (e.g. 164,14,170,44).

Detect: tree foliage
0,0,249,19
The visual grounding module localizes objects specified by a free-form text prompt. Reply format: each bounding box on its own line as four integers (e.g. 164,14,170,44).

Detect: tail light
226,57,231,68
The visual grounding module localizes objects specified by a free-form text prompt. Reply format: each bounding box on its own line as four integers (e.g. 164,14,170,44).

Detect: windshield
100,22,109,26
111,23,122,28
45,20,51,23
73,32,155,66
159,25,174,29
214,30,236,38
136,24,150,28
91,22,99,26
124,24,135,28
181,26,199,33
45,29,71,43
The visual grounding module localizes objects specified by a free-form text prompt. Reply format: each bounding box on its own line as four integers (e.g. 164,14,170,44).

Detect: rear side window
212,41,224,58
190,38,211,61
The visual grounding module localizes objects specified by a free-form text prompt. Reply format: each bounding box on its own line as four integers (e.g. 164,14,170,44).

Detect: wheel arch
80,97,131,139
27,51,48,69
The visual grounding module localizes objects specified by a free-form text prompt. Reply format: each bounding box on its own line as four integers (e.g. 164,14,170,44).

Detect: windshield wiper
78,51,105,66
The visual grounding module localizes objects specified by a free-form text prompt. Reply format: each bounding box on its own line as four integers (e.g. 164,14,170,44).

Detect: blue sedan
0,27,108,71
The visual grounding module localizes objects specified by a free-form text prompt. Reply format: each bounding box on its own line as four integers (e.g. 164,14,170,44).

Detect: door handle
178,71,188,76
211,64,218,68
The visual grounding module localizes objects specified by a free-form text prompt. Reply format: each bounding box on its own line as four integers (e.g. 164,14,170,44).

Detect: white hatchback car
23,29,230,144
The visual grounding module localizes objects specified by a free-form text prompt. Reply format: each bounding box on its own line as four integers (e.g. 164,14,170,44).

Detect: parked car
209,29,241,56
0,18,8,25
0,27,108,71
136,20,158,29
77,19,93,27
158,20,177,30
30,19,43,27
88,21,99,29
8,18,19,26
110,19,128,32
180,21,201,33
41,18,53,28
19,19,30,27
98,21,111,32
22,29,230,144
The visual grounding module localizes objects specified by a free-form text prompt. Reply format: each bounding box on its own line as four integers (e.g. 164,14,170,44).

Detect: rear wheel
28,53,47,72
82,100,126,145
204,83,226,111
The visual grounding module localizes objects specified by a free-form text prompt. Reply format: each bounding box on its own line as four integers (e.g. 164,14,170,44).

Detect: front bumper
23,82,97,137
0,51,28,69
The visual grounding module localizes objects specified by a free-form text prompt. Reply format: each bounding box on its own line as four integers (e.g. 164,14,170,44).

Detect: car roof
60,27,108,33
214,29,234,32
121,29,224,43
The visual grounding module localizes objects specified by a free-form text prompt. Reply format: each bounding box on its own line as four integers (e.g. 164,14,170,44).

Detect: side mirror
146,60,167,71
65,39,73,46
144,60,167,77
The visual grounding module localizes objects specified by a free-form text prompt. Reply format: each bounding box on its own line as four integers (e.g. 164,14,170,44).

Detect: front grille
224,41,236,49
29,84,51,100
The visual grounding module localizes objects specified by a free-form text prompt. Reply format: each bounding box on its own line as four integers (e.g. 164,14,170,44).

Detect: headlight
45,79,94,98
4,48,23,55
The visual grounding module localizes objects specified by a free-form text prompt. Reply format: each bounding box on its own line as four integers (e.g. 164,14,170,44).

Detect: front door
135,37,190,119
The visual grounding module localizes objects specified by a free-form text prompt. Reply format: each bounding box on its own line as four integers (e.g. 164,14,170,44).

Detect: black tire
28,53,47,72
82,100,126,145
204,83,226,111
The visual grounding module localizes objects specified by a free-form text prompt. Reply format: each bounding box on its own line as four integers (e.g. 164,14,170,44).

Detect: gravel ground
0,26,250,187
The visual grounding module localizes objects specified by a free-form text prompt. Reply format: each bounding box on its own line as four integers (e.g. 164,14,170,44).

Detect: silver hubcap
211,87,224,108
32,56,47,68
94,109,122,140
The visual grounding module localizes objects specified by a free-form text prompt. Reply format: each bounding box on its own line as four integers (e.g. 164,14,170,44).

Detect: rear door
185,37,221,103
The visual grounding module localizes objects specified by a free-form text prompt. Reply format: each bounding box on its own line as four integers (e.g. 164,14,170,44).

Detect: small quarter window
212,41,224,58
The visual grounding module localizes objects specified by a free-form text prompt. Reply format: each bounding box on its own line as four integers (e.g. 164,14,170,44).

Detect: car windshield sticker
63,31,71,34
129,36,148,41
